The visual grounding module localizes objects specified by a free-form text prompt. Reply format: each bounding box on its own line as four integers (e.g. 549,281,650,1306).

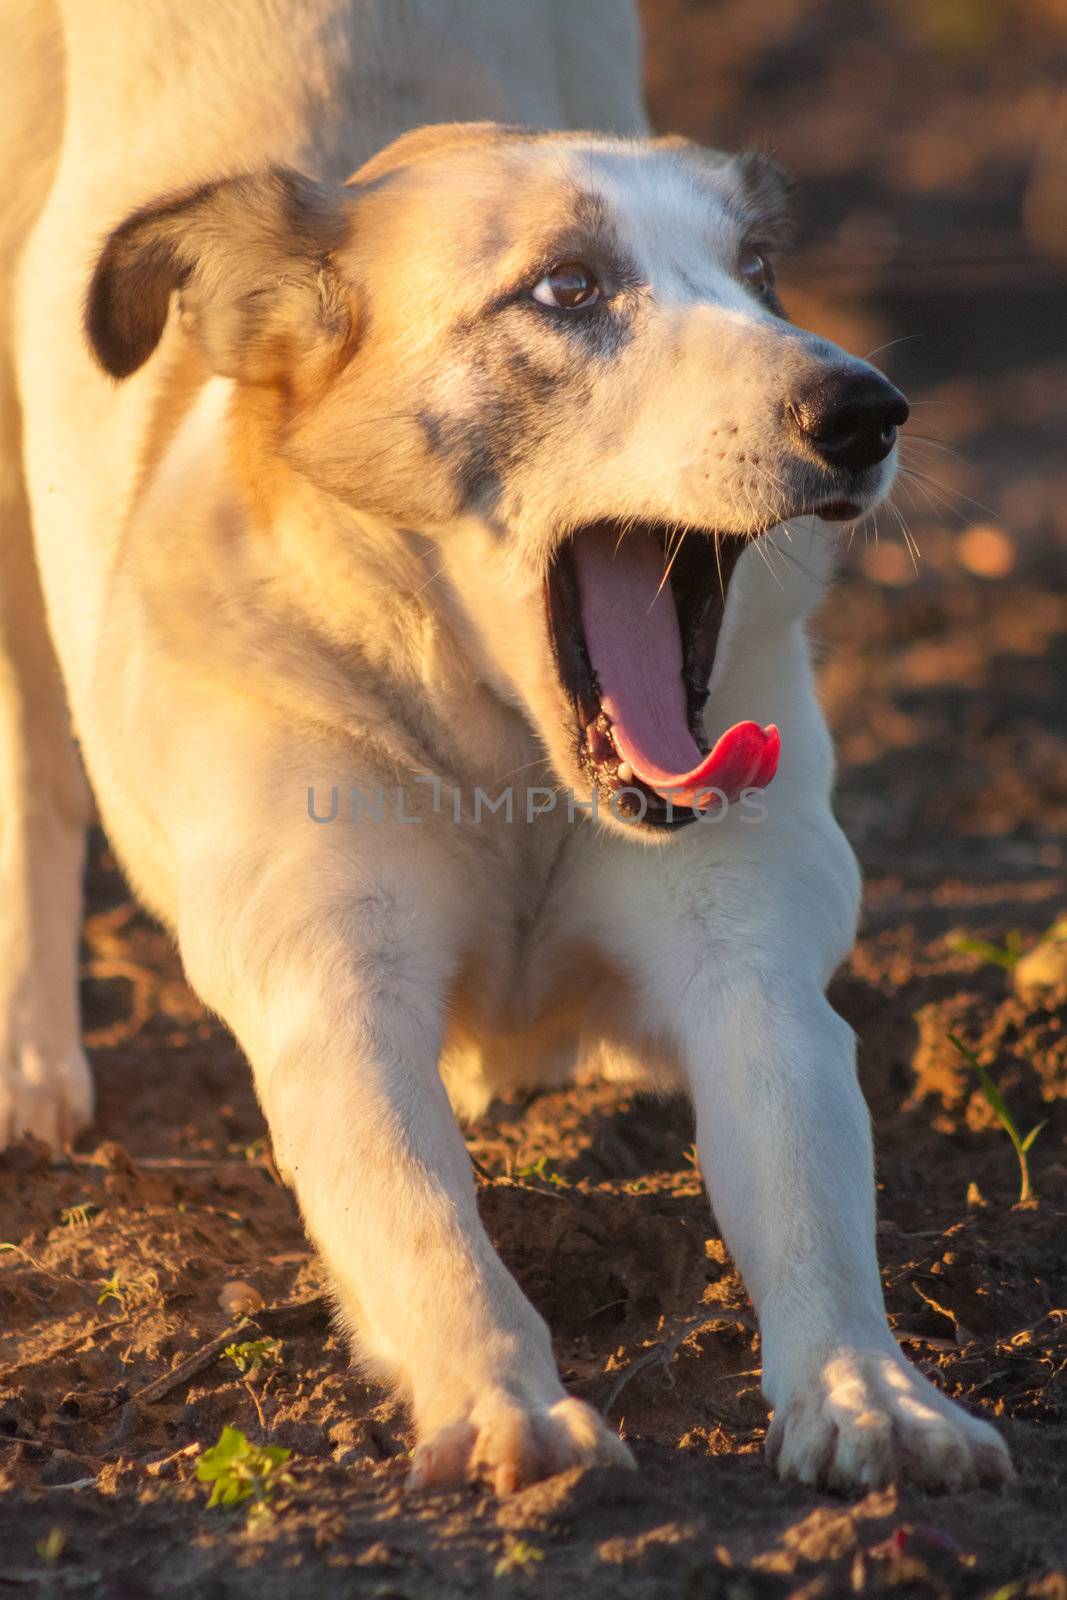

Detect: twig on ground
243,1377,269,1434
0,1427,104,1464
604,1309,756,1416
126,1294,328,1409
143,1441,202,1477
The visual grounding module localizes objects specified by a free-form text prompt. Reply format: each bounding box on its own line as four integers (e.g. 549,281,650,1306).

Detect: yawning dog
1,0,1012,1494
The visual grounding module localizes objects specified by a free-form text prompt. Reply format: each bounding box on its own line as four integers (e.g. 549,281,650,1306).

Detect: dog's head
87,123,906,832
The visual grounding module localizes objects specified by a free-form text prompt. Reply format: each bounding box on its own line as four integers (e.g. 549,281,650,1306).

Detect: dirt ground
2,2,1066,1596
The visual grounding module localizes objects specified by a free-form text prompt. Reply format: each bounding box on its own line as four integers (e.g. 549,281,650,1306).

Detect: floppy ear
655,137,798,251
729,150,798,251
85,167,356,383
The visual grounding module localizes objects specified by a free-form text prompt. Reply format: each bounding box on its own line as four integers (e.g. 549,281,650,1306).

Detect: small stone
1013,919,1067,1000
218,1279,263,1316
90,1140,138,1175
966,1182,986,1208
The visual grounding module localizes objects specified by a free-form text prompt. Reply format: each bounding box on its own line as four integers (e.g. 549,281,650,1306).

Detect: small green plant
223,1337,282,1377
494,1538,544,1578
515,1154,569,1188
683,1142,700,1170
947,930,1024,971
1,1242,39,1264
60,1202,100,1231
36,1528,66,1565
97,1271,126,1308
196,1426,295,1519
948,1033,1046,1203
96,1269,156,1312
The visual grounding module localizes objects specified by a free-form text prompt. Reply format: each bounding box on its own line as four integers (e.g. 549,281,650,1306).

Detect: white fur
0,0,1011,1493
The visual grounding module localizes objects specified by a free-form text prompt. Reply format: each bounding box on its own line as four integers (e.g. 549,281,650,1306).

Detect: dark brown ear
85,168,356,382
730,150,798,251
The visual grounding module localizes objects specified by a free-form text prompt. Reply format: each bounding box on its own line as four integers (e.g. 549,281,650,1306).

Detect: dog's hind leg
0,0,94,1150
177,761,631,1493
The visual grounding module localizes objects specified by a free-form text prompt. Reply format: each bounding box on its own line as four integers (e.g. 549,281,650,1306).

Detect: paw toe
903,1422,976,1493
768,1349,1013,1495
770,1400,837,1486
543,1397,635,1475
410,1393,631,1496
408,1421,475,1490
829,1409,894,1493
0,1045,93,1153
971,1432,1015,1486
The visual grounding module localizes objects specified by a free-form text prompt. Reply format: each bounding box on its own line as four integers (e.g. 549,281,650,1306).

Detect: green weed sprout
947,930,1024,971
222,1337,282,1378
196,1425,294,1519
36,1528,65,1565
948,1033,1046,1204
494,1538,544,1578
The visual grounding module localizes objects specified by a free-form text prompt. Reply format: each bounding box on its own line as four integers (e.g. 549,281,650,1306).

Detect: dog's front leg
600,806,1014,1493
664,902,1014,1493
179,822,629,1494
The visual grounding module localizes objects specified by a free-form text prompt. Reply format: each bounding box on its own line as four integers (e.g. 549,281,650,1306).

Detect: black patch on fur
416,331,588,518
415,405,505,515
761,285,789,320
416,409,446,454
455,438,503,511
528,296,635,360
505,349,560,404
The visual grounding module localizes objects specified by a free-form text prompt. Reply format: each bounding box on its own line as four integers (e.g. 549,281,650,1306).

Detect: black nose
788,369,909,473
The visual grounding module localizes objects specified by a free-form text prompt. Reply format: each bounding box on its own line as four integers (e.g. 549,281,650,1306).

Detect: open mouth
545,521,781,830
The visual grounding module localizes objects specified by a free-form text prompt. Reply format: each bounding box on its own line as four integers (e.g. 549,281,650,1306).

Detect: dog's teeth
618,761,633,783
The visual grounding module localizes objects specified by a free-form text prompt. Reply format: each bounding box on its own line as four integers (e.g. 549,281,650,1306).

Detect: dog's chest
454,807,602,1024
442,815,619,1113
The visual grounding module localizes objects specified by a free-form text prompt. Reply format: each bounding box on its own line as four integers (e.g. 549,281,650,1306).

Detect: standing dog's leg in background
0,0,93,1150
0,408,93,1151
175,749,631,1492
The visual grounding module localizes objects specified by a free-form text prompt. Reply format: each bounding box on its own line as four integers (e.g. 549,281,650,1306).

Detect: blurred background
640,0,1067,878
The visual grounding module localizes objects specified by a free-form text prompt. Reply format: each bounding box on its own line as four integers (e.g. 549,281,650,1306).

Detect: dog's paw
0,1042,93,1152
766,1346,1014,1494
408,1391,634,1495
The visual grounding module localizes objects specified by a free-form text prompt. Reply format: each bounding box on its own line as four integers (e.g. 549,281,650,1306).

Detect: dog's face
88,123,906,832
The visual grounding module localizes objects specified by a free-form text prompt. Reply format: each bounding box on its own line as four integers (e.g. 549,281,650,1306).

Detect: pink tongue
572,525,780,807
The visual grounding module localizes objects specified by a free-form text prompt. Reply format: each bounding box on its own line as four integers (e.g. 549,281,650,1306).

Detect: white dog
1,0,1012,1494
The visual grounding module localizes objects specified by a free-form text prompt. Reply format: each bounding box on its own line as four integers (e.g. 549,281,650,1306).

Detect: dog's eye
739,251,773,293
531,262,601,310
